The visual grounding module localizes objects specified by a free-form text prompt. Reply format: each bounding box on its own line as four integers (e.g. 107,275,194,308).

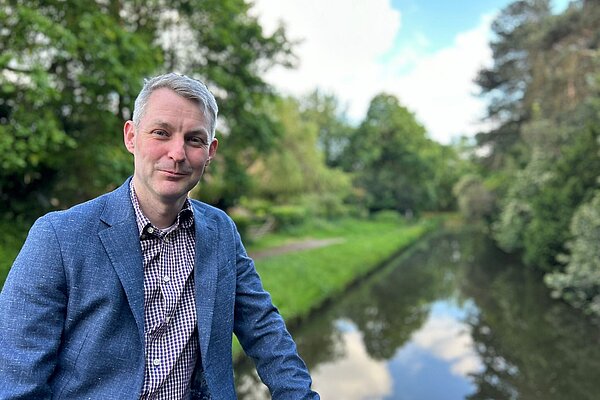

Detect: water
235,229,600,399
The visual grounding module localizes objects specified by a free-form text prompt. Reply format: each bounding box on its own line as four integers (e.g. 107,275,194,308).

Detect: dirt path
249,238,345,260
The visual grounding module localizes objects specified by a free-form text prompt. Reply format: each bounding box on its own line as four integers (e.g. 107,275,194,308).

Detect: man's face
124,88,218,208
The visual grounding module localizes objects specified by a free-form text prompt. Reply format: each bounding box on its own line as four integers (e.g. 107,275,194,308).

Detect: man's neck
132,182,185,229
140,200,183,229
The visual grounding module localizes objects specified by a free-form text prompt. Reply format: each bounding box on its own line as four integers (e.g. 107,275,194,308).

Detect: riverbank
233,214,442,358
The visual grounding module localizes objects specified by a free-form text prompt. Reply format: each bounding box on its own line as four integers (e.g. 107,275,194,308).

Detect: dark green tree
0,0,160,216
0,0,294,217
346,93,436,214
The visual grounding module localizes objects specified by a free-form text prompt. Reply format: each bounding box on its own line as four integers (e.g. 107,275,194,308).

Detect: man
0,73,319,399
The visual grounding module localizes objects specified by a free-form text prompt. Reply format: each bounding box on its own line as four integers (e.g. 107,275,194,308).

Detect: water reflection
311,320,393,399
235,230,600,399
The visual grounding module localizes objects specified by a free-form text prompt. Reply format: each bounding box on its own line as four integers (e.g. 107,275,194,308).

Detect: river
234,229,600,399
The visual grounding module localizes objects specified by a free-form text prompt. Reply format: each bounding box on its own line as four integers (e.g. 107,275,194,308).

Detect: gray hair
132,72,218,140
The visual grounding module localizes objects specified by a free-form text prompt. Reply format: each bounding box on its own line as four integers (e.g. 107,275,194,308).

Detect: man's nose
168,137,186,163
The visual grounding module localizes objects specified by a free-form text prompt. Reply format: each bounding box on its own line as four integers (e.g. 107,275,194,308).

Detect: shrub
545,191,600,317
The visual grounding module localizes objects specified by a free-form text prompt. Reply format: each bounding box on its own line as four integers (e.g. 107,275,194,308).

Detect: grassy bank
250,216,439,321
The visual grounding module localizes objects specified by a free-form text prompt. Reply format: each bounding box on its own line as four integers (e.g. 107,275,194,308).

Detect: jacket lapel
193,206,219,363
98,180,145,343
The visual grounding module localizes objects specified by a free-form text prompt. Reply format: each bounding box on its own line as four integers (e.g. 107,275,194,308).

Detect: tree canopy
473,0,600,316
0,0,293,216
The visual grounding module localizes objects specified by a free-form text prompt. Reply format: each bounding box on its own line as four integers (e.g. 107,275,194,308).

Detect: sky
250,0,571,144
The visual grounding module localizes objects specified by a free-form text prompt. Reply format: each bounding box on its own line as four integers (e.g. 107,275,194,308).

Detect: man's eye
152,130,168,136
188,136,207,146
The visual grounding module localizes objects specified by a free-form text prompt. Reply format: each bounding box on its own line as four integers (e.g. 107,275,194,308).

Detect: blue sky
389,0,570,52
252,0,573,144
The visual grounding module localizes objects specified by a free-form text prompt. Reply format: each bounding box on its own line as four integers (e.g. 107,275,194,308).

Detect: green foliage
370,210,405,223
299,89,355,168
1,0,293,216
346,93,437,213
473,0,600,314
452,174,496,222
0,218,29,288
245,96,353,222
0,1,160,216
492,154,551,252
269,205,307,229
545,191,600,316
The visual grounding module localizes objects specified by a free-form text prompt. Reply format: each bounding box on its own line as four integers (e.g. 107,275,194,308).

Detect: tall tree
299,90,354,169
0,0,160,216
474,0,552,170
246,96,351,211
0,0,293,217
475,0,600,313
347,93,435,214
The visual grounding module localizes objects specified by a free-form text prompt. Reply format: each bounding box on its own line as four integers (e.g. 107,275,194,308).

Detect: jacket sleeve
0,215,67,399
230,221,320,399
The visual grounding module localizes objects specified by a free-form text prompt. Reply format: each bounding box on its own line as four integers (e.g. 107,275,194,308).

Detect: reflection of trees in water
292,235,463,363
342,235,463,360
457,233,600,400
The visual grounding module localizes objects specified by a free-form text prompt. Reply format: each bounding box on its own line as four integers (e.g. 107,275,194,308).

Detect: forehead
143,88,207,125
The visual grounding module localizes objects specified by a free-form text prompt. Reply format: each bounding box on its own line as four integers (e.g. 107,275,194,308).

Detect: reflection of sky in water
311,301,482,400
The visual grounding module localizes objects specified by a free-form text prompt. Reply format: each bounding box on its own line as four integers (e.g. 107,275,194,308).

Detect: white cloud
311,329,393,399
411,314,483,377
250,0,401,113
251,1,494,144
388,15,494,143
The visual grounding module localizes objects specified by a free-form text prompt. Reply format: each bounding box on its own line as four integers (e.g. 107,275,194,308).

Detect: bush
545,191,600,317
370,210,405,223
270,204,308,229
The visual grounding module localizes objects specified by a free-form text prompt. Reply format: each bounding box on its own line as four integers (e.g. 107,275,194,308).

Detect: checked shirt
130,183,199,399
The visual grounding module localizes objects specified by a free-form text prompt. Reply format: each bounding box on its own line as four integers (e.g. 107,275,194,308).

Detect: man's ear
123,120,136,154
208,138,219,159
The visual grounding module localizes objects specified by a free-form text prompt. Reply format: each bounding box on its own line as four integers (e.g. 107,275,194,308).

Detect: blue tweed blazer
0,179,318,399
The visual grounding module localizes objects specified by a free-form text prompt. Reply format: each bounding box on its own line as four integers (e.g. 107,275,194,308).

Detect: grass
0,219,30,288
249,216,439,322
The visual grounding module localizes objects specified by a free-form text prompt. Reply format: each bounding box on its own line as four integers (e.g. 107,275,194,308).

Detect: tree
0,0,294,217
347,93,435,214
0,1,160,216
545,191,600,317
299,90,354,168
452,175,496,222
474,0,553,171
246,96,351,217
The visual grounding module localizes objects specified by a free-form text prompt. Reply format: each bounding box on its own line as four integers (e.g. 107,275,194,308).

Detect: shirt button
163,275,170,283
153,358,161,366
147,226,155,234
